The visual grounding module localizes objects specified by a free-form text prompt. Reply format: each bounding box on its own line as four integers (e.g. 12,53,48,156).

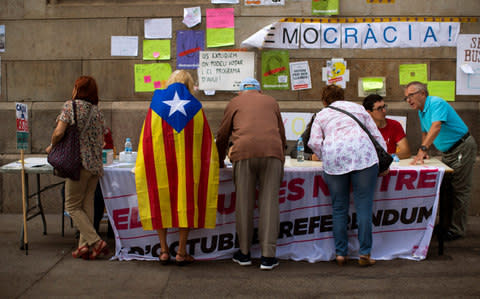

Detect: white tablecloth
100,160,445,262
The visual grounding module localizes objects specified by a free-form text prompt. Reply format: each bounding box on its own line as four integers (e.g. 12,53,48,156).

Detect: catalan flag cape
135,83,219,230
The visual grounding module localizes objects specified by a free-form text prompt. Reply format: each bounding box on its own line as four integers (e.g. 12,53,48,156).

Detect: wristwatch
419,145,428,152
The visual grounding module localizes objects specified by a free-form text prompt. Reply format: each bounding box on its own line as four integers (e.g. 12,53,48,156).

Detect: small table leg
36,174,47,235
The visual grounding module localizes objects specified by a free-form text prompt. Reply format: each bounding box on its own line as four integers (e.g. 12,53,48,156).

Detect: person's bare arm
411,121,441,165
396,137,411,159
45,120,68,153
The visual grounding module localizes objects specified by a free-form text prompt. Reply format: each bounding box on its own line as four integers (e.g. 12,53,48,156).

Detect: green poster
206,28,235,48
312,0,339,16
363,77,384,91
143,40,171,60
134,63,172,92
399,64,428,85
261,50,290,90
427,81,456,102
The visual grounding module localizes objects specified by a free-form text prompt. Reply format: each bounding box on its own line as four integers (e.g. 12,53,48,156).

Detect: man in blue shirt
405,81,477,241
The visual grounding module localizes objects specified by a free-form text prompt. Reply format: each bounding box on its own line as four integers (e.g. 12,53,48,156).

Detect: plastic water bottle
124,138,132,155
297,137,304,162
392,154,400,163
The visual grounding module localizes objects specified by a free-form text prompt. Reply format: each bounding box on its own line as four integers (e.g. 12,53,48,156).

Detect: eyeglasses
373,104,387,111
403,90,422,102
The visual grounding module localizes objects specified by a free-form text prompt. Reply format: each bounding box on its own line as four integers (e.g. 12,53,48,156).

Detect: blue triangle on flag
150,83,202,132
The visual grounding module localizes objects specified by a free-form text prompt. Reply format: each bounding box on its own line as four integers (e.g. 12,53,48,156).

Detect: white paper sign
281,112,314,140
264,22,300,49
111,36,138,56
320,23,341,48
301,23,321,49
386,115,407,133
212,0,239,3
144,18,172,39
456,34,480,95
183,7,202,28
16,102,28,133
289,61,312,91
198,51,255,91
241,23,273,48
460,64,474,74
245,0,285,5
322,58,350,88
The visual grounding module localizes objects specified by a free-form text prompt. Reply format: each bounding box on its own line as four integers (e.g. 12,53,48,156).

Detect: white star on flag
164,92,190,117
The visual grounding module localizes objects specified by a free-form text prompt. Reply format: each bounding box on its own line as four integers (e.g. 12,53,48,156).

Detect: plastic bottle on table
392,153,400,163
124,138,132,156
297,137,304,162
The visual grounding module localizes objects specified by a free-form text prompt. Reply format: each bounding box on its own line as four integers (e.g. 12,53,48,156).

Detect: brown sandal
358,254,376,267
160,251,170,265
175,253,195,266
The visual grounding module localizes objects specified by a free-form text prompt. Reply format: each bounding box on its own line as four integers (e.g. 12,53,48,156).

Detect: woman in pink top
308,85,387,267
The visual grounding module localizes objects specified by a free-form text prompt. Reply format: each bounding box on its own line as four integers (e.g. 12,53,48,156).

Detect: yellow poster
143,40,171,60
206,28,235,48
427,81,456,102
399,64,428,85
134,63,172,92
362,77,384,91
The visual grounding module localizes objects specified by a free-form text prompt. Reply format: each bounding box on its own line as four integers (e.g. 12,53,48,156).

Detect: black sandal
175,253,195,266
160,251,170,265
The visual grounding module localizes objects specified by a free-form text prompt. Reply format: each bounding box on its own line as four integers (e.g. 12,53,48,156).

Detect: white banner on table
100,164,444,262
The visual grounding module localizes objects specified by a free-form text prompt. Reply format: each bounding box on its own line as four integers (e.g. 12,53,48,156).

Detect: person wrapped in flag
135,70,219,266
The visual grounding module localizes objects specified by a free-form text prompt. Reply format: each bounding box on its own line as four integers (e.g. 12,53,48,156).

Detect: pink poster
206,8,234,28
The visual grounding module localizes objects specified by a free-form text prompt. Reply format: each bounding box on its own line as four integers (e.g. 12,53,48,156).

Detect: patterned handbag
47,100,82,180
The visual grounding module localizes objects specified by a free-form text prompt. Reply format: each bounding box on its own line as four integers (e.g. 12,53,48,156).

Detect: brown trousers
64,167,100,248
233,157,283,258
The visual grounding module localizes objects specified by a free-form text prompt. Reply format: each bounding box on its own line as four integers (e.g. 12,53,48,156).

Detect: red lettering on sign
217,192,236,215
16,119,29,132
417,169,438,188
130,207,142,229
313,174,330,197
113,208,129,230
278,181,287,204
379,170,398,192
395,170,418,190
287,178,305,201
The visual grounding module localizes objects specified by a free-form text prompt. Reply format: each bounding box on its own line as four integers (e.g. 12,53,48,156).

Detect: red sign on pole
16,103,29,150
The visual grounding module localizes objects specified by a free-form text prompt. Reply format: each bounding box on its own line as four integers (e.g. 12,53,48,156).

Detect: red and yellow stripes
135,109,219,230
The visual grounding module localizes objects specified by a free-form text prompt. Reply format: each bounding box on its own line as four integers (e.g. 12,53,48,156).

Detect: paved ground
1,214,480,299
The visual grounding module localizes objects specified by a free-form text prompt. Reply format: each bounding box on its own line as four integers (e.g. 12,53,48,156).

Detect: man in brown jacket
216,77,286,270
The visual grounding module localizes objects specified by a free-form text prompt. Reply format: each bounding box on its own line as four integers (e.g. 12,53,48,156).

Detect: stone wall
0,0,479,213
